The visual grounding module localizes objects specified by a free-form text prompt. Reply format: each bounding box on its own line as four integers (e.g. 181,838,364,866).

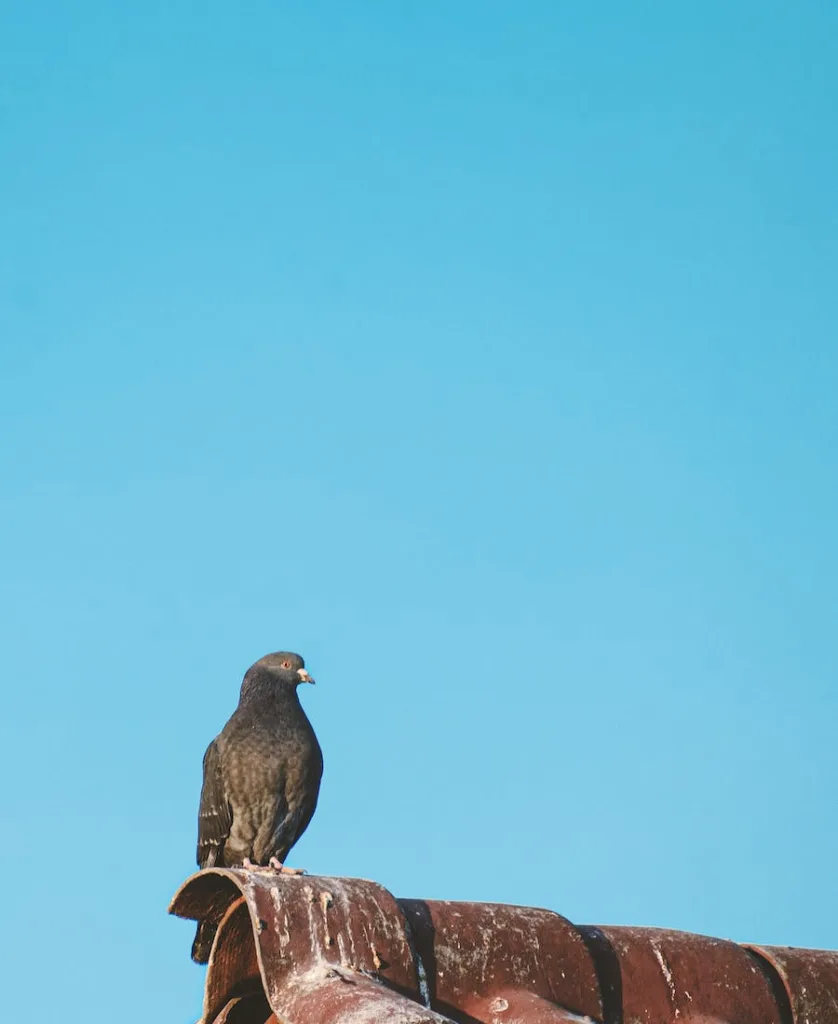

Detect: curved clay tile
170,869,838,1024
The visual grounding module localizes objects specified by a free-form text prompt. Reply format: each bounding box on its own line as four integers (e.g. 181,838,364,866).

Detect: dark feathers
192,651,323,963
196,739,231,869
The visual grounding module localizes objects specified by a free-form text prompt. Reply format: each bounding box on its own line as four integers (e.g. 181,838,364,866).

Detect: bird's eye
281,660,291,669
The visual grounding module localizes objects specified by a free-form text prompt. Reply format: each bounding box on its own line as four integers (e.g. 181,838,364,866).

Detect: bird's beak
297,669,315,684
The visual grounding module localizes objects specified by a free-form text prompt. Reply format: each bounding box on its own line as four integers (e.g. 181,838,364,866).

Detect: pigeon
192,651,323,962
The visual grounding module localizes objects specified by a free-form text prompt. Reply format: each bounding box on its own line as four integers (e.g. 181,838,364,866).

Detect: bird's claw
239,856,306,876
269,857,306,875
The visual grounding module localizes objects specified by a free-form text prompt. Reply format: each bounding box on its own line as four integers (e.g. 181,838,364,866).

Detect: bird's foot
239,857,306,876
241,857,275,874
269,857,305,875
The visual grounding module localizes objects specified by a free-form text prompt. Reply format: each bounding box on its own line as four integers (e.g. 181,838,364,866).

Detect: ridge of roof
169,868,838,1024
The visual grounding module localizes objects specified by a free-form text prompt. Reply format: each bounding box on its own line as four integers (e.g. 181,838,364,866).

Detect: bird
192,651,323,963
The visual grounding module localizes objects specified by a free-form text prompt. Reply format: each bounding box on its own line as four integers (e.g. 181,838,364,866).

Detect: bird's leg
239,856,306,875
268,857,306,875
240,857,276,874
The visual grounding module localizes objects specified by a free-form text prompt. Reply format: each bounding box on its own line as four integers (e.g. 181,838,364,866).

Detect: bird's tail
192,919,217,964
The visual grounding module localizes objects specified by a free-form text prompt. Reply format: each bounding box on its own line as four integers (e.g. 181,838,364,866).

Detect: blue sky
1,2,836,1021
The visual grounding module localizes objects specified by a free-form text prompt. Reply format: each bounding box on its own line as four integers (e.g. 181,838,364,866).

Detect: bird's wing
197,738,232,868
269,751,323,862
284,789,319,854
268,800,307,863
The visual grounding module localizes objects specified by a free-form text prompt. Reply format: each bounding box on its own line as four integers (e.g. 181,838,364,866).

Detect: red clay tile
170,869,838,1024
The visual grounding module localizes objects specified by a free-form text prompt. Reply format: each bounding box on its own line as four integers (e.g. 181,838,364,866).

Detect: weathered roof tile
169,869,838,1024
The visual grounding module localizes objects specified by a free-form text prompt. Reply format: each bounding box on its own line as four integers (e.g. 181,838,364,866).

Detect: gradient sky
2,3,837,1022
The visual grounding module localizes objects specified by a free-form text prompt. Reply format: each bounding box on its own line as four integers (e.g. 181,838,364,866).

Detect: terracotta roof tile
169,869,838,1024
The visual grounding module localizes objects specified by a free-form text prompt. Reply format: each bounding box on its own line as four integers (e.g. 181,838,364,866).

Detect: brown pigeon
192,651,323,962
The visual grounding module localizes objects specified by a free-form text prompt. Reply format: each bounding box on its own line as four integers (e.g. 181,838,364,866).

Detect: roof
169,868,838,1024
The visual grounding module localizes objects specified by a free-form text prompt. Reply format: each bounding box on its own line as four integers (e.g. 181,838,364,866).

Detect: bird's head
241,651,315,698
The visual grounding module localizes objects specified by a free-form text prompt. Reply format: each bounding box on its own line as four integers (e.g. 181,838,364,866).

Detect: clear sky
1,2,836,1021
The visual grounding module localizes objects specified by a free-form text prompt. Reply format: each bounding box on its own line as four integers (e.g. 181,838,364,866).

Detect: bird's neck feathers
239,670,300,708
